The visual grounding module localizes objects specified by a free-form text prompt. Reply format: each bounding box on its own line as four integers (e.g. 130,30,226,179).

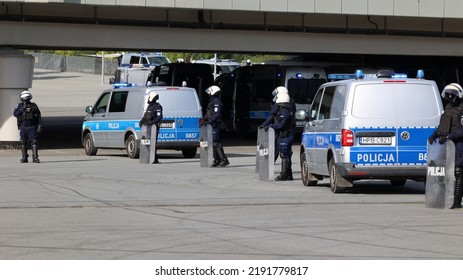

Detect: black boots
20,142,28,163
31,143,40,163
211,146,220,167
275,158,293,181
212,144,229,167
451,168,463,209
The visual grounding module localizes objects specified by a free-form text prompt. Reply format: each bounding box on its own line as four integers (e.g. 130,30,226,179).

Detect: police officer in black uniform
139,91,163,164
261,86,296,163
13,91,43,163
429,83,463,209
202,85,230,167
264,90,294,181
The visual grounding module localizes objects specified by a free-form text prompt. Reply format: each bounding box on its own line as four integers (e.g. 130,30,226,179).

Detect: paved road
0,70,461,260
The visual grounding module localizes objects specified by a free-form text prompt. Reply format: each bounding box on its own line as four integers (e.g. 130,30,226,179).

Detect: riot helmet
147,91,159,103
272,86,288,102
205,85,221,96
442,83,463,103
20,91,32,102
275,91,290,104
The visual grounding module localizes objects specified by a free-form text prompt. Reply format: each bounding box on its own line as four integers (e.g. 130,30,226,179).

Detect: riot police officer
429,83,463,209
139,91,163,164
264,90,294,181
202,85,230,167
261,86,296,163
13,91,42,163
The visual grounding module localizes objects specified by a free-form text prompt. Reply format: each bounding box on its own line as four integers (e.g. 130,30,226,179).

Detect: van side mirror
295,109,310,122
85,106,94,114
109,77,115,84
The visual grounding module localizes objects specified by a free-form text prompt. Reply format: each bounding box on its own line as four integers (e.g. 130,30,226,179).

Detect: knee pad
20,139,27,145
455,167,463,178
31,139,38,145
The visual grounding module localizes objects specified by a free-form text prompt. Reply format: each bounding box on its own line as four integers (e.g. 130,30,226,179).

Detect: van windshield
159,90,200,112
352,83,440,119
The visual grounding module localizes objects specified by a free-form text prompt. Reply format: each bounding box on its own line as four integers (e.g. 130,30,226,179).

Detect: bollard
139,125,157,164
257,127,275,180
200,124,213,167
425,140,455,208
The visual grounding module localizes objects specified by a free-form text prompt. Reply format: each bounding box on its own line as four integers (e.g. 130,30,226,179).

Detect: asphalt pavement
0,70,462,260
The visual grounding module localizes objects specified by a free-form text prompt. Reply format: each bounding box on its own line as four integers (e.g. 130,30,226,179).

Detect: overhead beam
2,21,463,56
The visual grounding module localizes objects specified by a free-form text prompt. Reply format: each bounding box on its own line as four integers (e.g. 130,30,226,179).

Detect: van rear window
352,84,439,119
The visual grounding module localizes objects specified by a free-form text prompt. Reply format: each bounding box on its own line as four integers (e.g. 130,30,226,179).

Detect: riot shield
425,140,455,208
200,124,213,167
257,127,275,180
139,125,157,164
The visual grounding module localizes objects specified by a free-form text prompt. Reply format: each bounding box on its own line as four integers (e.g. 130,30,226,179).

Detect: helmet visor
444,91,458,102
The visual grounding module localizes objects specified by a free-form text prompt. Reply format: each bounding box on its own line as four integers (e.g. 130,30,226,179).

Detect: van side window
329,85,347,119
95,92,110,113
109,91,129,113
310,88,323,120
130,56,140,64
319,86,336,120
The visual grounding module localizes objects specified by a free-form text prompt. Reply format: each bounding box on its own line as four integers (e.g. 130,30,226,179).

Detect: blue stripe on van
349,127,434,166
301,126,435,166
82,116,200,142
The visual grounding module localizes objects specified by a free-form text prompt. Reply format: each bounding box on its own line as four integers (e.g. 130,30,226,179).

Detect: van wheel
83,133,97,156
390,179,407,186
329,158,346,193
301,152,318,186
126,134,140,159
182,148,197,158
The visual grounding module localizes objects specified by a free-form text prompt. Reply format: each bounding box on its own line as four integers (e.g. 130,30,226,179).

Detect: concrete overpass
2,0,463,145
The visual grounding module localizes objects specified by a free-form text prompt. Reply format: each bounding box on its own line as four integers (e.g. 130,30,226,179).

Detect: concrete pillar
0,50,34,149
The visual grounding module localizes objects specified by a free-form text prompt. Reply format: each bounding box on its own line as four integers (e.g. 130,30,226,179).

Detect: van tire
84,133,98,156
329,158,346,193
182,148,197,158
126,134,140,159
390,179,407,186
301,152,318,186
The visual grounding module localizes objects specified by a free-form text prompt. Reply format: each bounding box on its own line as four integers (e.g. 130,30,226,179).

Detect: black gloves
428,134,437,145
438,136,447,144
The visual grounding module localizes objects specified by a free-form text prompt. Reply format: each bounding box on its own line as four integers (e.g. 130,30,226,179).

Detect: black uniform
13,100,42,163
203,94,229,167
429,97,463,209
139,101,163,163
266,102,295,181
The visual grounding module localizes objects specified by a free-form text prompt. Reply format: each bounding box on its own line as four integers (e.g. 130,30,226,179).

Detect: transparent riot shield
257,127,275,180
139,125,157,164
200,124,213,167
425,140,455,208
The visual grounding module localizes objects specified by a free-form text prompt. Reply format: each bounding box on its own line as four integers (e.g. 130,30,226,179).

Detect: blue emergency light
112,83,139,88
327,73,357,80
295,73,303,78
417,69,425,79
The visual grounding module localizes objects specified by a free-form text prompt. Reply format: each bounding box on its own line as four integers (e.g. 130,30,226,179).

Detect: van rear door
348,82,440,167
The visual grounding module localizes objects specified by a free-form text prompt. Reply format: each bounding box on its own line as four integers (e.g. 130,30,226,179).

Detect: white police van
297,70,444,193
82,85,201,159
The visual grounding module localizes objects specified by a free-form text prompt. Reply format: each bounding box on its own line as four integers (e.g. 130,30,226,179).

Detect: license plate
159,121,175,129
360,136,392,145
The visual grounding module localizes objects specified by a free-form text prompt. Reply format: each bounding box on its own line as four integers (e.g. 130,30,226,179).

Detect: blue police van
82,85,202,159
296,70,444,193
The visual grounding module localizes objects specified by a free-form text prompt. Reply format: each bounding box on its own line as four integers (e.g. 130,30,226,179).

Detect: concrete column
0,50,34,149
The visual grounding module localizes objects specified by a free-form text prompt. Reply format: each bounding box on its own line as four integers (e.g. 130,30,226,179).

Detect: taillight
199,118,203,126
342,129,354,146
